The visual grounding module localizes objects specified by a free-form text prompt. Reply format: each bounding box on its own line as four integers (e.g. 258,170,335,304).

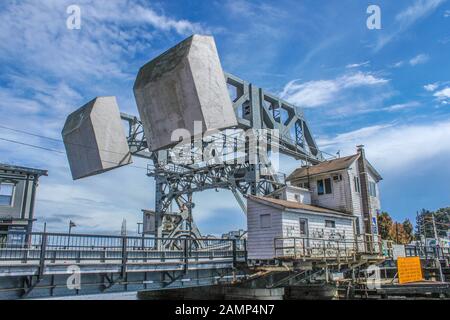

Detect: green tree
435,207,450,237
402,219,414,243
415,208,450,239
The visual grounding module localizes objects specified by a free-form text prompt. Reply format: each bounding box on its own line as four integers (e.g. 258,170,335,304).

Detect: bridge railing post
38,233,48,279
232,239,237,267
183,238,189,273
244,239,248,263
121,236,127,278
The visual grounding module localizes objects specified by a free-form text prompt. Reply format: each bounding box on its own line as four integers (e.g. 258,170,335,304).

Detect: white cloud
280,72,389,108
131,5,206,35
0,1,206,86
375,0,446,51
395,0,445,22
392,61,405,68
345,61,370,69
424,82,440,91
317,118,450,174
409,53,430,66
383,101,421,111
444,9,450,17
434,87,450,103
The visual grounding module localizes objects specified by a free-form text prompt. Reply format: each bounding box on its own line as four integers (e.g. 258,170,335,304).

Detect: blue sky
0,0,449,235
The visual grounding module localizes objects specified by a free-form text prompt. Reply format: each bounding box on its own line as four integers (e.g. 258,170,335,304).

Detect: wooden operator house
246,146,382,261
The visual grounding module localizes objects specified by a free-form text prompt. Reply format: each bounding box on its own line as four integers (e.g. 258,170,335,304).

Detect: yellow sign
397,257,423,284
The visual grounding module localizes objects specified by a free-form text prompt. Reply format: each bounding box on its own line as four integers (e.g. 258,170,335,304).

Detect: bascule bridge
62,34,323,245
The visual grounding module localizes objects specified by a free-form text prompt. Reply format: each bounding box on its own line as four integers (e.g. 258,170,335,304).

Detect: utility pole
121,219,127,236
395,223,399,244
68,220,76,248
431,213,445,283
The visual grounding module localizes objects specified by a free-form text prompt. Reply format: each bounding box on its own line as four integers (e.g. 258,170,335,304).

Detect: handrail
0,231,247,267
273,235,382,259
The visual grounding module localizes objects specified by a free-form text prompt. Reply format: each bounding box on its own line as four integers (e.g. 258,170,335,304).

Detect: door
299,218,309,254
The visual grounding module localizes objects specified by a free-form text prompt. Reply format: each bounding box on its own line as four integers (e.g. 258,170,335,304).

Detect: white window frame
354,176,360,193
299,218,308,237
317,178,332,196
260,214,271,229
298,182,309,189
325,220,336,229
368,181,377,197
0,182,15,207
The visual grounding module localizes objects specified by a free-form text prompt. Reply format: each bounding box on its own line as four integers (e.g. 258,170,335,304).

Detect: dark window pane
368,182,377,197
0,195,12,206
299,219,307,236
354,177,360,193
324,178,332,194
325,220,335,228
355,217,361,234
317,180,324,195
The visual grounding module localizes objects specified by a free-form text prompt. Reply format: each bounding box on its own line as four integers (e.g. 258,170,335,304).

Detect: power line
0,124,133,157
0,136,149,171
0,137,65,154
0,124,150,170
0,124,62,143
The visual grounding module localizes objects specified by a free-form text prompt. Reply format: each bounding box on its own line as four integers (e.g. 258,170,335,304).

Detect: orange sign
397,257,423,284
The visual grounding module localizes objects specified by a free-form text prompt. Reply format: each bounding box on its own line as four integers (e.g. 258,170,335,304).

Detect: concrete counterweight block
62,96,132,180
134,34,238,151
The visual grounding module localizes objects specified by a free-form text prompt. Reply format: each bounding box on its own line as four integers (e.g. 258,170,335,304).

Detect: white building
246,146,382,261
286,146,382,237
247,195,356,260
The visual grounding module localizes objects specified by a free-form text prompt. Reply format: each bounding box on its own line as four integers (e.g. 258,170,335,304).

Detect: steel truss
120,73,323,244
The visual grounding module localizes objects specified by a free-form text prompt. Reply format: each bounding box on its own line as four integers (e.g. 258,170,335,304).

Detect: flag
69,220,76,228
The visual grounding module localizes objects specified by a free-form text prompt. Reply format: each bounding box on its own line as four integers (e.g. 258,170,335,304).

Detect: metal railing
0,231,246,268
273,234,382,260
403,245,450,260
380,240,450,261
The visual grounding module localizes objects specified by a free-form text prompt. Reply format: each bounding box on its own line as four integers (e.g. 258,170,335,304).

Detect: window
298,182,309,189
260,214,271,228
354,176,360,193
355,217,361,235
368,181,377,197
299,219,308,236
325,220,335,228
0,183,14,206
324,178,332,194
317,178,332,195
294,194,301,202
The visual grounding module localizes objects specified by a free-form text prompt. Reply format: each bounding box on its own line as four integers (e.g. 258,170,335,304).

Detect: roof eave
285,207,356,219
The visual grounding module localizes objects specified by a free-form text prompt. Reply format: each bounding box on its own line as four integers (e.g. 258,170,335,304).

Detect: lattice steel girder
149,162,275,213
121,73,323,164
225,72,323,164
